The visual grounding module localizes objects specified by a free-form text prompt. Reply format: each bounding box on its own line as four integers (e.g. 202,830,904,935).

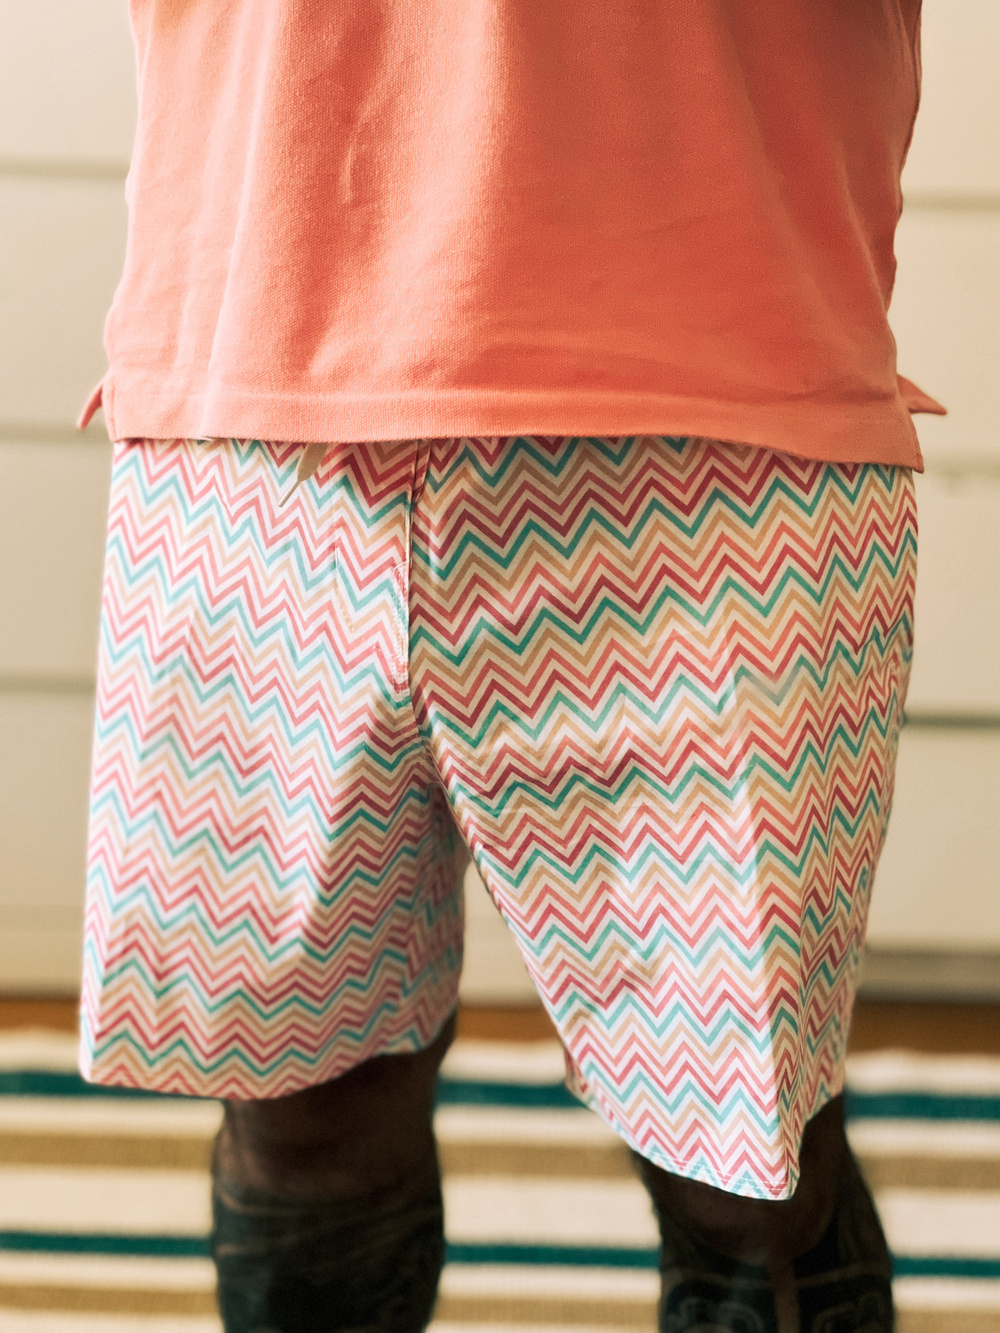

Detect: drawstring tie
278,441,329,507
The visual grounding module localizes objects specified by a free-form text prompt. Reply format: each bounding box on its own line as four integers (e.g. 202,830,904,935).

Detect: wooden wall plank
892,212,1000,469
902,0,1000,198
868,729,1000,950
0,179,125,426
0,441,111,681
907,472,1000,714
0,1,135,165
0,695,92,989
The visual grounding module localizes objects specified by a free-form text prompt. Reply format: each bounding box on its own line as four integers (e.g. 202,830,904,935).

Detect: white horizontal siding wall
0,180,127,427
863,0,1000,968
0,4,136,166
0,0,133,992
0,2,997,996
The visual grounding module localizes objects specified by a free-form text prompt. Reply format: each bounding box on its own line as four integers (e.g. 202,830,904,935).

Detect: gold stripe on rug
0,1285,217,1315
859,1156,1000,1191
433,1295,656,1325
440,1142,633,1178
898,1315,1000,1333
0,1134,212,1170
6,1136,999,1188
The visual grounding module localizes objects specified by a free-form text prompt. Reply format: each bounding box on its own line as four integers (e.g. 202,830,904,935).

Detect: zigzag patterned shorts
81,434,916,1198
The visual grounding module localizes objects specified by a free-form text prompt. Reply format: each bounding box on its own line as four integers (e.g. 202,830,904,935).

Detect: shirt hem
91,378,928,470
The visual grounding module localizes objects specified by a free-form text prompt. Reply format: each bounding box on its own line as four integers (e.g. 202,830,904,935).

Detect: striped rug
1,1031,999,1333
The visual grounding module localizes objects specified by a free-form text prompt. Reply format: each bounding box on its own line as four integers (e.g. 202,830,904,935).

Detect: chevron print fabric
81,434,917,1203
82,437,468,1102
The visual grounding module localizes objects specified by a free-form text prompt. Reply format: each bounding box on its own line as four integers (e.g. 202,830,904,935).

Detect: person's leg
211,1012,455,1333
408,435,915,1331
80,436,469,1328
636,1093,893,1331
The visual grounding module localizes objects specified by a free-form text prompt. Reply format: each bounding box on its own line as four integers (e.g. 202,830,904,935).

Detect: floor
3,995,999,1053
1,994,998,1332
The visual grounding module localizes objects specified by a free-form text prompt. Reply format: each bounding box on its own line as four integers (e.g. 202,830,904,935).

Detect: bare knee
215,1013,456,1199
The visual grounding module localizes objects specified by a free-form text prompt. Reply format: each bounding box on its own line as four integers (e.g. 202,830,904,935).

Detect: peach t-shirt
80,0,944,466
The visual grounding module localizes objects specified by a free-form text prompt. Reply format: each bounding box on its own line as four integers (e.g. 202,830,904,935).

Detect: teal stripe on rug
445,1242,658,1268
0,1232,208,1257
436,1079,579,1109
891,1256,1000,1280
4,1069,1000,1121
2,1232,998,1280
0,1071,176,1100
844,1090,1000,1122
